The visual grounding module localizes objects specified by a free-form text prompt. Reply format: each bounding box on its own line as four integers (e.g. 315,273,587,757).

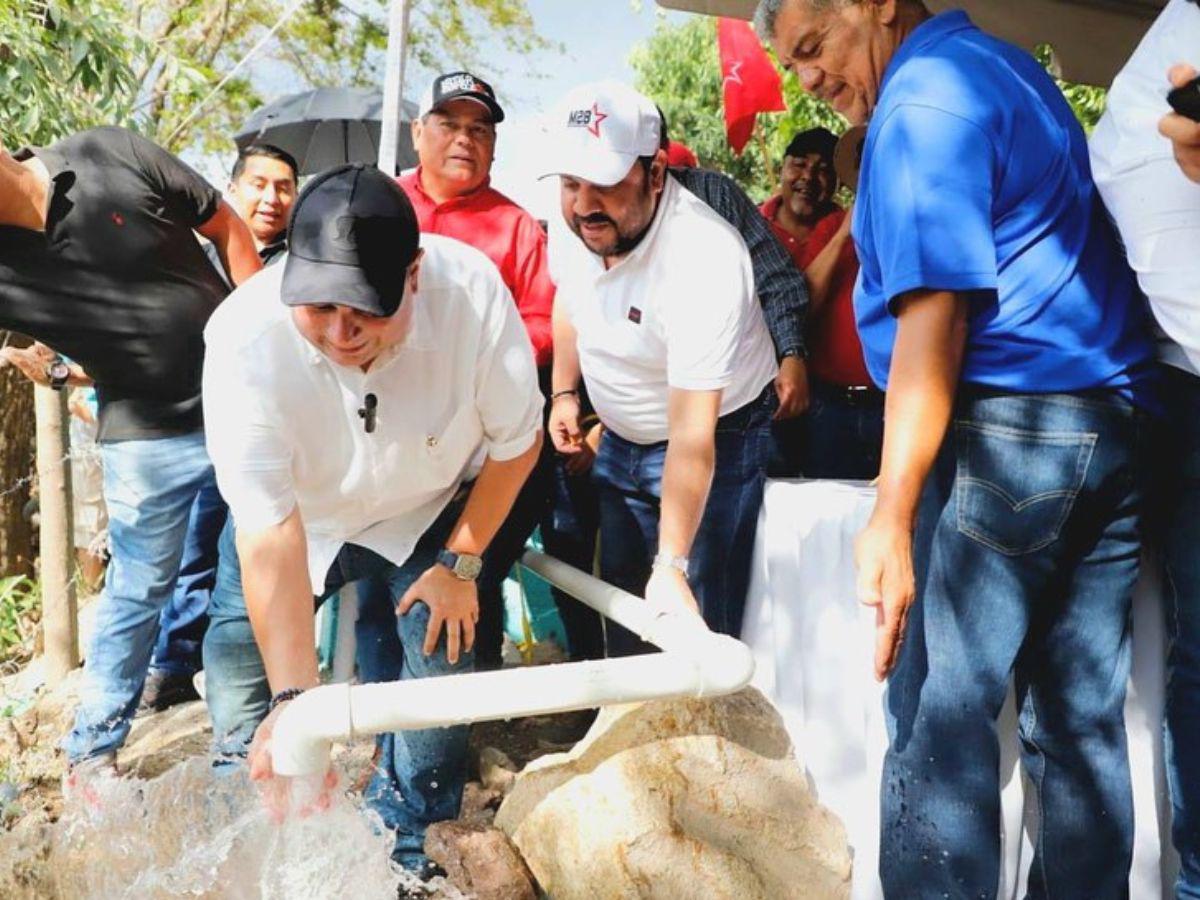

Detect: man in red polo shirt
761,127,883,479
398,71,586,670
398,71,552,366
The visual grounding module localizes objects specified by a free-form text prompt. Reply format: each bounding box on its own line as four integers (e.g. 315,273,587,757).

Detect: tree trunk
0,334,36,579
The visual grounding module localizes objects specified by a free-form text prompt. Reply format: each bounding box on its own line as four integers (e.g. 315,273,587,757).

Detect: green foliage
127,0,555,155
3,0,554,157
631,16,844,202
1035,45,1108,133
0,0,143,146
0,575,41,668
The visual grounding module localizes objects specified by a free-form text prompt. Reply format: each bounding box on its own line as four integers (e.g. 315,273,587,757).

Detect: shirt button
426,435,438,449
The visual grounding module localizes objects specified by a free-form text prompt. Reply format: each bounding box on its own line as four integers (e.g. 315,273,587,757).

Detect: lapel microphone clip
359,393,378,434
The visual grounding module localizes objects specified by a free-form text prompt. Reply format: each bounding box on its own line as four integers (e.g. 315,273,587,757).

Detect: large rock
495,688,851,900
424,820,537,900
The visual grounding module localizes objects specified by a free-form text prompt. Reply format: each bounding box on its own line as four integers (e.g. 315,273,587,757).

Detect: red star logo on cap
587,102,607,138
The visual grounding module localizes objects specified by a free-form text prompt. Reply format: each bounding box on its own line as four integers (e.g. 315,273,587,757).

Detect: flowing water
2,757,466,899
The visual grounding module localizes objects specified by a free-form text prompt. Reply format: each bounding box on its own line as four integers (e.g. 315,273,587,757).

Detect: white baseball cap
539,81,663,187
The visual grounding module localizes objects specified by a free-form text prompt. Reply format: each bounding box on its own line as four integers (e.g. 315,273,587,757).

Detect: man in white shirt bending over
545,81,778,655
201,164,541,886
1090,0,1200,893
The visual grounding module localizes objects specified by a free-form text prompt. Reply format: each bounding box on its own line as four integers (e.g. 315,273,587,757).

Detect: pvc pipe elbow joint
640,612,756,696
269,682,353,778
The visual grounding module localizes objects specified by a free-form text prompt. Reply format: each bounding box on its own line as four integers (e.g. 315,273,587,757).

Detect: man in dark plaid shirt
665,136,812,430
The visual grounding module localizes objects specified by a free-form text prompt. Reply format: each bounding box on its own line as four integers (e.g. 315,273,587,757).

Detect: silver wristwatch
651,552,690,577
436,548,484,582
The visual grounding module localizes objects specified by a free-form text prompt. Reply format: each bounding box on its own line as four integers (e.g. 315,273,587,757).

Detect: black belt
819,382,885,408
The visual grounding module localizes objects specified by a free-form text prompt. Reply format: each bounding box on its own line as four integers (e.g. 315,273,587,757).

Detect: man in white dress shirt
545,82,778,654
1090,1,1200,892
200,164,542,884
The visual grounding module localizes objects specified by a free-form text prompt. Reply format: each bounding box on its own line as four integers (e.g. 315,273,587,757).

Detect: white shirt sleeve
1090,0,1200,373
474,276,544,461
660,226,756,392
202,338,297,534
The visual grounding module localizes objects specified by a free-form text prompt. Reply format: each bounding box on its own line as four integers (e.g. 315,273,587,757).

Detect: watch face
50,363,70,379
455,554,484,581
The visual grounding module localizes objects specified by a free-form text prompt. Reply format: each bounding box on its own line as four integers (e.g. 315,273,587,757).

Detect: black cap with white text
419,71,505,123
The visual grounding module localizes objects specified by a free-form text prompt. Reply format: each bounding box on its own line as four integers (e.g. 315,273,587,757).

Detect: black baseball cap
419,71,505,124
281,164,420,317
784,128,838,164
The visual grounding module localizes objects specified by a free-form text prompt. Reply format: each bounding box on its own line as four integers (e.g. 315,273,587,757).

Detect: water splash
23,757,435,899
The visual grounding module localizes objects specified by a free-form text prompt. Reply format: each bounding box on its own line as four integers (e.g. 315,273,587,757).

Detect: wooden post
35,384,78,684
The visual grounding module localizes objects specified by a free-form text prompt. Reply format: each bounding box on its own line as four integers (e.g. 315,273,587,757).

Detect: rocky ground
0,635,853,900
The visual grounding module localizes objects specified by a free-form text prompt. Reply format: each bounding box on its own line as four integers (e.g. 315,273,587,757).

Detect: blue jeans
542,450,605,661
1155,366,1200,899
592,386,774,655
540,377,604,661
203,499,474,871
150,481,227,676
769,378,885,479
473,438,552,669
882,389,1149,899
63,431,215,763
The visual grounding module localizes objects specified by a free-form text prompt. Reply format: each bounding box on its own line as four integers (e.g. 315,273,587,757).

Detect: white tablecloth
742,480,1178,899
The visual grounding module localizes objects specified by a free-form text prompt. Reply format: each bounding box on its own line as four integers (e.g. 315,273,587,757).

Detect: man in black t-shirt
0,126,260,776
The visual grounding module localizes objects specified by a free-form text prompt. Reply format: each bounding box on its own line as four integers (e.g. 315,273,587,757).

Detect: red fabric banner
717,17,786,155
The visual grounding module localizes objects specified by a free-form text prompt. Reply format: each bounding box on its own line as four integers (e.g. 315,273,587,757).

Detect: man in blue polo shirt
757,1,1156,896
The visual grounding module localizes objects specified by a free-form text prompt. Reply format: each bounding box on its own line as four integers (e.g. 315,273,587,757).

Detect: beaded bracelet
268,687,307,713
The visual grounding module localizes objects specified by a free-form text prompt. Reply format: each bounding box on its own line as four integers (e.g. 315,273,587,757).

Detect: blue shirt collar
878,9,976,101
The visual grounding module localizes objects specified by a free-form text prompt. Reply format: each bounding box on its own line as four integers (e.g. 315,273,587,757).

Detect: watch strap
48,358,70,391
436,547,482,581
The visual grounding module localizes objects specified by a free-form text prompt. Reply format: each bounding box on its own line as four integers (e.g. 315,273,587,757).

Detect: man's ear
873,0,901,27
407,248,425,294
650,148,669,194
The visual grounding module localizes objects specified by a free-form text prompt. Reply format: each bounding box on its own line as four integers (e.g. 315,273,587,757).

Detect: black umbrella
234,87,420,176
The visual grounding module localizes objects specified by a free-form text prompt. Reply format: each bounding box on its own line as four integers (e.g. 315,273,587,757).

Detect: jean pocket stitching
956,478,1084,512
954,423,1097,556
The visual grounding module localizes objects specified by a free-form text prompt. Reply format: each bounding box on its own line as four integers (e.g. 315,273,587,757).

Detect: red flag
717,17,785,155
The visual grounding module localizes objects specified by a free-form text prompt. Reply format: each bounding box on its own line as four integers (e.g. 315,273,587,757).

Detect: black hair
655,104,671,151
783,128,838,165
231,143,299,184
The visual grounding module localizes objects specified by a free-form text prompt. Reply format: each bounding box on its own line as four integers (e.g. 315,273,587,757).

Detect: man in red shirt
398,72,589,670
398,71,553,366
760,128,883,479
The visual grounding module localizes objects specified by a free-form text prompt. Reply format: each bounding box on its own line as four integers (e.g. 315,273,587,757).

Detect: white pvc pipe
271,553,756,777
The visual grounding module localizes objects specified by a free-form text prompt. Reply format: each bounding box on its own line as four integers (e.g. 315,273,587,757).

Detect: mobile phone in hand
1168,75,1200,123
